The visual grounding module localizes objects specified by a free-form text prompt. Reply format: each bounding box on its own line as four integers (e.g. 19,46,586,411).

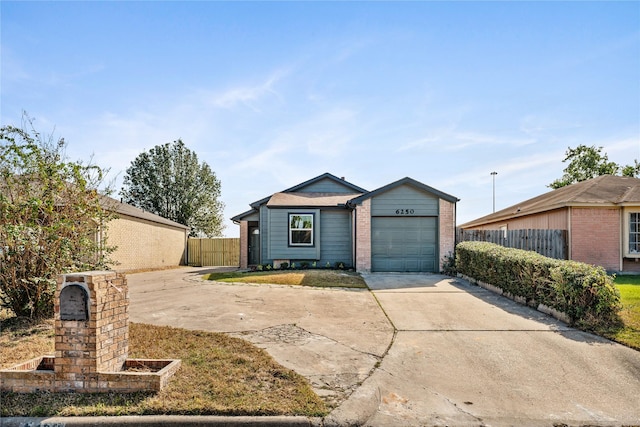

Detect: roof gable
232,173,366,221
282,173,367,194
460,175,640,228
348,177,459,206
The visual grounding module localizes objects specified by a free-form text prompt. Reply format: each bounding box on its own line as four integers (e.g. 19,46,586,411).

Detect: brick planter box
0,271,180,394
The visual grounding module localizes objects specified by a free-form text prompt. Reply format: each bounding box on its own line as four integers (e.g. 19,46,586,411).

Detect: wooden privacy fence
458,229,568,260
188,238,240,267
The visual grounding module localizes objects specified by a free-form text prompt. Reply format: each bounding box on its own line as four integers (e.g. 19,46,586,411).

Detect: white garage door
371,217,437,272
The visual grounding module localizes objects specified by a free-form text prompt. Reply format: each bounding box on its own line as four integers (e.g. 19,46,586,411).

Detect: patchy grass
597,275,640,350
204,269,367,289
0,310,55,368
1,317,327,417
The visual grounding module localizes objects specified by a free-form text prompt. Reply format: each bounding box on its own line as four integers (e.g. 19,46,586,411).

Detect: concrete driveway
127,267,393,407
128,268,640,426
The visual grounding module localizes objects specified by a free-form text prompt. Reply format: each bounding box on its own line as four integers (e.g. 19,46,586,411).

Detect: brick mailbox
54,272,130,389
1,271,180,393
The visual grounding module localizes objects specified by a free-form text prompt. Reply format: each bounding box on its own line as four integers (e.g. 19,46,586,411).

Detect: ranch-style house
232,173,459,273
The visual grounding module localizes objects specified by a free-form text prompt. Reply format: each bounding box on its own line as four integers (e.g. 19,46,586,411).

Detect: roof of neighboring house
267,192,361,207
100,195,189,230
460,175,640,229
348,177,459,206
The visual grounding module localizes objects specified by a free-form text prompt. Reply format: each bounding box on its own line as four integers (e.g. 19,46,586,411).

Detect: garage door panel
404,245,421,257
371,217,437,272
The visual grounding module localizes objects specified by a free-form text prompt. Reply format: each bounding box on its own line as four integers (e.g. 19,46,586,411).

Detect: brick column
355,199,372,272
439,199,456,272
54,271,128,390
239,221,249,269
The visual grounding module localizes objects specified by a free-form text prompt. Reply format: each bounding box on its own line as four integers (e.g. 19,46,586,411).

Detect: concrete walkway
21,267,636,427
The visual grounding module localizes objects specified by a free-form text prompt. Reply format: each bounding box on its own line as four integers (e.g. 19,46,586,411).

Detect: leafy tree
120,139,224,237
548,144,639,189
621,159,640,178
0,117,114,319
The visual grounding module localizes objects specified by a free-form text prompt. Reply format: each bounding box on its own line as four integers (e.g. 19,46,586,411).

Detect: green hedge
455,241,621,329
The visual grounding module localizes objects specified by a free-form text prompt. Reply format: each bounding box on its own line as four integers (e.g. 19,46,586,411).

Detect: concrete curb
0,416,323,427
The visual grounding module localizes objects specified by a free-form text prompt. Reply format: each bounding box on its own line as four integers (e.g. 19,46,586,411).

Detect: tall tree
548,144,638,189
0,116,114,319
120,139,224,237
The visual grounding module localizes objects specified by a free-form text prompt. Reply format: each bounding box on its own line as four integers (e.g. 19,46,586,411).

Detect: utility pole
491,171,498,213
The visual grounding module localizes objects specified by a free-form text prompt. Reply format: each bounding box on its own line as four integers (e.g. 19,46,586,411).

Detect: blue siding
371,185,438,216
266,208,320,261
297,178,360,194
260,208,352,266
259,205,269,263
319,210,352,266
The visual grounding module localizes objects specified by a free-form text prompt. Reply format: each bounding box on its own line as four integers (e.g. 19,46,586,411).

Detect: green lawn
604,275,640,350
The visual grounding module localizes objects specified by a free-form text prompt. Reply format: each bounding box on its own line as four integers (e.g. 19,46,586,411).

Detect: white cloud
202,68,289,112
398,125,536,153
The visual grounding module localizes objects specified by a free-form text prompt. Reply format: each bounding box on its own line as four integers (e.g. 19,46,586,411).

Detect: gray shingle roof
266,192,361,207
100,195,189,230
460,175,640,228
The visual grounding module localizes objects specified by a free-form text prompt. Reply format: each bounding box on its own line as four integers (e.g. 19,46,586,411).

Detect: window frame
625,209,640,258
288,213,315,247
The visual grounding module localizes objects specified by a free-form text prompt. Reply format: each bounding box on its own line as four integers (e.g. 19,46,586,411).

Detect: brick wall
439,199,456,271
239,220,249,269
108,214,187,271
355,199,372,272
571,207,620,271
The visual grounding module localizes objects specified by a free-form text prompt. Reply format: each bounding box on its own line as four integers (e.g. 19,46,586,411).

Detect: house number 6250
395,209,415,215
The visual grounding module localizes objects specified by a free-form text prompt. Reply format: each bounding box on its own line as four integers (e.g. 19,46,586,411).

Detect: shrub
0,118,114,319
456,241,621,329
441,252,457,277
279,262,289,270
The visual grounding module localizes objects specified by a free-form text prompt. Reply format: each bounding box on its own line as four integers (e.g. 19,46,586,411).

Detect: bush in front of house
455,241,621,329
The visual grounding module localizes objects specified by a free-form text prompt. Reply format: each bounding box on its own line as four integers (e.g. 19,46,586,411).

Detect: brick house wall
107,214,187,271
570,207,621,271
355,199,372,272
239,220,249,269
439,199,456,271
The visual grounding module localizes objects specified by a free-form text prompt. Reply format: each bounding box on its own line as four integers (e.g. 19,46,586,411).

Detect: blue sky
2,1,639,237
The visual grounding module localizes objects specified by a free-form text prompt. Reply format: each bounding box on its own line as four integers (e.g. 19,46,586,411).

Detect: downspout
349,201,357,271
620,208,624,272
567,207,572,260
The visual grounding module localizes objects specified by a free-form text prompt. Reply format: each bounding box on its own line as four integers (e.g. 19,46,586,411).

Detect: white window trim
289,213,314,247
624,209,640,258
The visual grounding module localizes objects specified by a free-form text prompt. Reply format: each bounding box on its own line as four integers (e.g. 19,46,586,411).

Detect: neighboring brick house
232,173,458,273
102,196,189,272
459,175,640,273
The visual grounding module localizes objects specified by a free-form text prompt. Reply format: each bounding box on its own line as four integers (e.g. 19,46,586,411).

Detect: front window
630,212,640,254
289,214,313,246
